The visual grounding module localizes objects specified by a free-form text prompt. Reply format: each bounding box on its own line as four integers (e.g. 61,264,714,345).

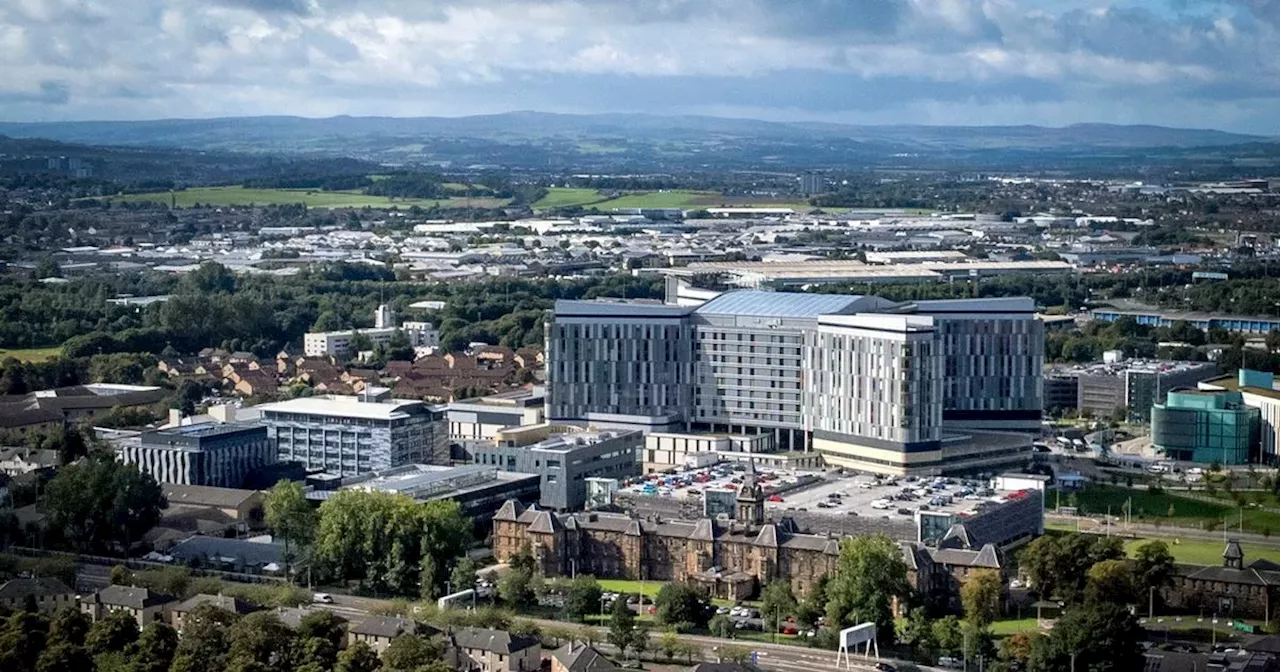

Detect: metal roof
694,290,865,319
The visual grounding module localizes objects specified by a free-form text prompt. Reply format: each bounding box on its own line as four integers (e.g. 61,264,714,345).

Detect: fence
7,545,286,585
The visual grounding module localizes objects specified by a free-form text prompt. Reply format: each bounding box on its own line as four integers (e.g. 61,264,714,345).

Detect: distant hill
0,112,1264,152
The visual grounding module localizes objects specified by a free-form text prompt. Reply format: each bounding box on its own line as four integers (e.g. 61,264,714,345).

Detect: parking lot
619,461,1017,526
764,472,1010,522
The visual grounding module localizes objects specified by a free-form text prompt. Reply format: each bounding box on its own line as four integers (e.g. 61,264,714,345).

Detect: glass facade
1151,389,1260,465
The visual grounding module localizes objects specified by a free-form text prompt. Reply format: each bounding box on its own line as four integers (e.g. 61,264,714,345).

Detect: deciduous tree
825,534,910,641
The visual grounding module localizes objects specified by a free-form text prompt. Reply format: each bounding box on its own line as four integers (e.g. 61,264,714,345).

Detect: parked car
312,593,334,604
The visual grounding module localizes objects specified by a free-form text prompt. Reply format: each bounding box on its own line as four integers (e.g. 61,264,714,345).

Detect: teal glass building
1151,388,1261,465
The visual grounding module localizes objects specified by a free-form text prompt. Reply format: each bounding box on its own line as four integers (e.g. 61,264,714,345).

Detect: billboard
836,622,879,665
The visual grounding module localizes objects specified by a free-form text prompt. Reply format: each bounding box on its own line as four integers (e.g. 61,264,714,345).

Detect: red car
781,625,799,635
768,494,784,503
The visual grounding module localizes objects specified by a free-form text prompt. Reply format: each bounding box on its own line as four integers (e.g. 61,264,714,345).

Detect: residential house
170,593,258,631
0,447,60,476
233,370,279,398
347,616,439,655
551,644,621,672
81,585,176,628
451,627,541,672
0,577,76,614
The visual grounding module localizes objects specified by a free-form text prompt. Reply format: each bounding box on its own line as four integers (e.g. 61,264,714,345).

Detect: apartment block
304,305,440,358
257,388,448,476
470,423,641,511
118,422,275,488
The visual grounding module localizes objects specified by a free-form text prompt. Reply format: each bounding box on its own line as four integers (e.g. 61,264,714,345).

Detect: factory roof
256,395,428,421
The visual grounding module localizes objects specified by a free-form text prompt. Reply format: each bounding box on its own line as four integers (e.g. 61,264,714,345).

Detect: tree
226,611,295,671
654,583,711,629
47,608,91,647
719,644,752,664
1028,602,1144,672
85,609,139,655
35,642,93,672
1132,540,1176,602
109,565,132,586
264,480,317,578
0,611,50,671
542,624,575,648
169,605,237,672
932,616,964,657
383,634,445,672
335,641,382,672
898,606,936,662
825,534,910,641
607,595,639,656
1086,559,1136,606
960,569,1003,629
1020,533,1124,604
129,622,179,672
564,575,603,622
759,580,798,626
575,625,600,648
497,565,537,608
297,610,347,651
44,456,164,552
708,614,734,638
659,629,680,660
450,557,479,596
795,576,828,628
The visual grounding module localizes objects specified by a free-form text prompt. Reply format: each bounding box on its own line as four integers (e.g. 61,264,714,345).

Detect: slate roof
931,544,1002,569
0,577,73,600
452,627,539,654
553,644,619,672
173,593,258,616
168,535,287,568
91,585,176,610
350,616,435,639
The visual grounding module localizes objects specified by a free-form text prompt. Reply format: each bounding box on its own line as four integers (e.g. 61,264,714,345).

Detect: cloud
0,0,1276,132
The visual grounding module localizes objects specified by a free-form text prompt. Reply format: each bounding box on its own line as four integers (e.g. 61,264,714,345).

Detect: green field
1061,485,1280,535
990,618,1042,636
533,188,609,209
0,347,62,362
104,186,509,209
1124,537,1280,566
533,187,826,213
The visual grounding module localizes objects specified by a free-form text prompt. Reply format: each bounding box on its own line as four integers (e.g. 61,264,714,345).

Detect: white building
304,305,439,358
1200,369,1280,464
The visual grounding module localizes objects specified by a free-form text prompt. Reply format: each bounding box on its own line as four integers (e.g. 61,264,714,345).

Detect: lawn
103,186,509,209
592,190,718,209
1046,521,1280,566
990,618,1042,636
597,579,664,599
0,346,62,362
533,188,610,209
1061,485,1280,535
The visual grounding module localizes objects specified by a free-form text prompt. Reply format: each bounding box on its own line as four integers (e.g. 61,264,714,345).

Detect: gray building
118,422,274,488
257,390,448,477
1064,359,1220,423
547,288,1044,476
471,424,641,511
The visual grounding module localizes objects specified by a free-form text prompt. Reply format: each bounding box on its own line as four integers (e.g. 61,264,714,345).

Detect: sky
1,0,1279,133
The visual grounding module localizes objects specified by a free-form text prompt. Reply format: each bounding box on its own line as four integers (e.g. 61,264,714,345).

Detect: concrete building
471,424,641,511
1201,370,1280,465
641,432,773,473
547,288,1043,475
1067,359,1220,423
1152,389,1260,465
258,389,448,476
448,387,546,442
117,422,274,488
308,463,541,528
304,305,439,358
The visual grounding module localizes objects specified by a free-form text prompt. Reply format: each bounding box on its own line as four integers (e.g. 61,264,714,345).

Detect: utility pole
1149,586,1155,620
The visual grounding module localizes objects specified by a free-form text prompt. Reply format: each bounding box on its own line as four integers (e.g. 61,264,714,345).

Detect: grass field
1062,485,1280,535
0,346,62,362
104,186,509,209
533,187,827,213
533,188,609,209
1046,520,1280,566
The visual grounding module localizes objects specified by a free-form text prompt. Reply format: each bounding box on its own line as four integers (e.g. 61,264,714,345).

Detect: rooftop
256,394,431,421
693,290,872,319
